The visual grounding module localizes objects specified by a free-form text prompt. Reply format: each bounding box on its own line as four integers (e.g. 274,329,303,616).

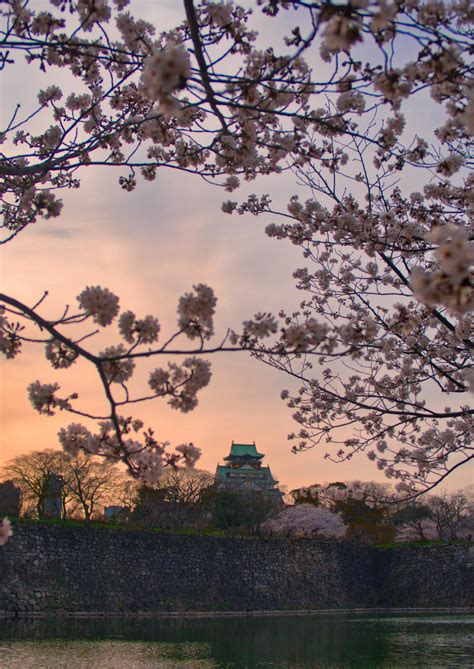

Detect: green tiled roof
227,443,264,458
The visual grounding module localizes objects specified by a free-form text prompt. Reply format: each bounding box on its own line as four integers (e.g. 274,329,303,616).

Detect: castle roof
223,443,264,460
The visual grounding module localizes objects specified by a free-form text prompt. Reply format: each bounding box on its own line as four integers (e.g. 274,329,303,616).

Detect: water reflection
0,614,472,668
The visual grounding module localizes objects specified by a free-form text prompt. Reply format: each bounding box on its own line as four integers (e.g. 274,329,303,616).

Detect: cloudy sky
1,0,471,493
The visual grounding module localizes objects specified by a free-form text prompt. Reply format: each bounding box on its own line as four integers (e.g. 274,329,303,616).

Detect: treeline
283,481,474,543
1,450,128,522
0,449,278,534
1,450,472,543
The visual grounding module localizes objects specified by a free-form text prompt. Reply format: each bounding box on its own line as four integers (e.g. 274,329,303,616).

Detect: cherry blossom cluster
262,504,346,540
141,41,191,112
177,283,217,341
149,357,212,412
45,339,79,369
411,225,473,315
77,286,120,327
27,381,77,416
229,312,278,348
118,311,160,345
175,442,201,467
0,306,23,359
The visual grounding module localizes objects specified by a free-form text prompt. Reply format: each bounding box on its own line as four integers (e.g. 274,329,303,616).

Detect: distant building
42,474,64,519
0,481,20,517
215,442,283,503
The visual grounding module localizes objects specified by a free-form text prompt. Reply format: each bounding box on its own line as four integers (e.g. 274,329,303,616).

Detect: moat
0,613,472,668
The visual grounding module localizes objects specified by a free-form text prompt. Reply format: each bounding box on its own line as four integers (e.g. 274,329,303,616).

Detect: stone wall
375,543,474,608
0,522,472,614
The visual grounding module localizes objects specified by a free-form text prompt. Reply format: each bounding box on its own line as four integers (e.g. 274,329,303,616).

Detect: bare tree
393,488,474,541
427,491,473,540
2,449,71,518
210,488,281,535
134,468,213,529
392,502,434,542
62,452,125,521
2,449,124,521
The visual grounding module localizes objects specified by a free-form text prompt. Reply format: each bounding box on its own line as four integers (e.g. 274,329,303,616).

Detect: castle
215,442,283,503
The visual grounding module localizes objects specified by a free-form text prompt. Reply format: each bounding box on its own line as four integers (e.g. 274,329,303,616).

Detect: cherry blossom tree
262,504,346,539
248,136,473,497
0,0,473,547
221,2,473,497
290,480,396,542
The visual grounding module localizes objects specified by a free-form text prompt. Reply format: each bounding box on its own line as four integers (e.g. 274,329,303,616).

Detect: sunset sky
1,1,472,494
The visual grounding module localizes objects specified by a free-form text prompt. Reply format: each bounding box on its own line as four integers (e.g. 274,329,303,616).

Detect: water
0,613,472,668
